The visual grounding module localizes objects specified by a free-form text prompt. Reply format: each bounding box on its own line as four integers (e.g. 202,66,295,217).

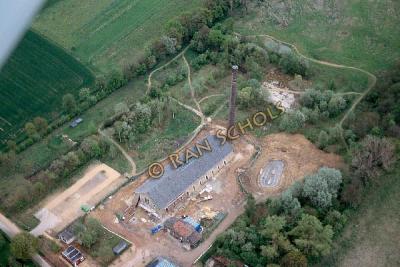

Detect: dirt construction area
243,133,345,200
89,130,344,267
90,127,254,267
31,163,124,236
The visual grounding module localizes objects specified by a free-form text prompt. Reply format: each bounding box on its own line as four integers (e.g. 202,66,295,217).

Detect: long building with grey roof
134,135,233,216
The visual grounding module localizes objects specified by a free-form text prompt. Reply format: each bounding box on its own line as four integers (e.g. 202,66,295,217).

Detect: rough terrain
244,133,345,200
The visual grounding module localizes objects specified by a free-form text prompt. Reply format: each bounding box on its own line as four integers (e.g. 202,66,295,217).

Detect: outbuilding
112,240,128,255
58,228,75,245
70,118,83,128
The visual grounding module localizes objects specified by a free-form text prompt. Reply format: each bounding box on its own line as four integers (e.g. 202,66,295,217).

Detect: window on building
206,175,208,180
224,160,226,165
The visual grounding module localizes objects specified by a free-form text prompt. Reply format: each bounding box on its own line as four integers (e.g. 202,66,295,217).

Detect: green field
0,30,94,142
234,0,400,73
33,0,204,73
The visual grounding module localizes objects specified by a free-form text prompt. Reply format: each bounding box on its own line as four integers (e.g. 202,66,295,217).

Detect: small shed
70,118,83,128
112,240,128,255
58,228,75,245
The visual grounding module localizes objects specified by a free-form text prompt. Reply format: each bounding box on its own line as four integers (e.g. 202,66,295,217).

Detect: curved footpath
237,32,377,148
0,213,51,267
0,32,377,267
146,46,190,94
98,128,137,175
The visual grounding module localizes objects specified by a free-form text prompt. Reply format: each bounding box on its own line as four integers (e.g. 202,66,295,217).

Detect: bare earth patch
243,133,344,200
89,131,344,266
91,127,254,267
31,163,124,236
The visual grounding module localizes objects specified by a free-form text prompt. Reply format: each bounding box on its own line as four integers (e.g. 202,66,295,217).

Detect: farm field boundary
0,30,94,143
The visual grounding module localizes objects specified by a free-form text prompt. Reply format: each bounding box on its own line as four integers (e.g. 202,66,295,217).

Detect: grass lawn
88,227,127,267
234,0,400,74
307,59,370,93
200,95,226,117
0,30,94,142
315,162,400,267
33,0,204,73
70,217,128,267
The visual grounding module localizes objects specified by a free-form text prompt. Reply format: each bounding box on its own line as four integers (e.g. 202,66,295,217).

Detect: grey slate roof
113,240,128,255
58,228,75,244
136,135,233,210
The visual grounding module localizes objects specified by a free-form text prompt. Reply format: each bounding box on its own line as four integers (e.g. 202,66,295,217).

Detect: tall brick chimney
228,65,238,130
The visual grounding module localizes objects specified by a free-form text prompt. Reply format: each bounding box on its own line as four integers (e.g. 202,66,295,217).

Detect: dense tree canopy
62,93,77,114
302,167,342,209
279,110,306,133
289,214,333,258
10,232,39,260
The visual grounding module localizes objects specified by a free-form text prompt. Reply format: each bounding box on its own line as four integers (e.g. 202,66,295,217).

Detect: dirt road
182,54,203,114
0,213,51,267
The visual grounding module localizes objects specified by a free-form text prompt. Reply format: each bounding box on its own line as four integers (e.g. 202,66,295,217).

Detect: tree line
204,167,344,267
0,135,110,214
2,0,246,155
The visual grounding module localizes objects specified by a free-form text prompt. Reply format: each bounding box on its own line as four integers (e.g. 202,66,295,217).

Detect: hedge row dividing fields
0,30,94,142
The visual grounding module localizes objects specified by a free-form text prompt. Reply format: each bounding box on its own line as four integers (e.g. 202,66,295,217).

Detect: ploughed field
33,0,204,73
0,30,94,142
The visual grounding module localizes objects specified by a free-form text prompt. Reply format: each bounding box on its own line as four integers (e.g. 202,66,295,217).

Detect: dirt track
238,32,377,150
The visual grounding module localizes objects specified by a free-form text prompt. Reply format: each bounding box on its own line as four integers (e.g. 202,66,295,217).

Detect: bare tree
351,135,395,184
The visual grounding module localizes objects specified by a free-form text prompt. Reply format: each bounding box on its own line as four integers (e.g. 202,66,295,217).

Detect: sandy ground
243,133,345,200
31,163,124,236
91,127,254,267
